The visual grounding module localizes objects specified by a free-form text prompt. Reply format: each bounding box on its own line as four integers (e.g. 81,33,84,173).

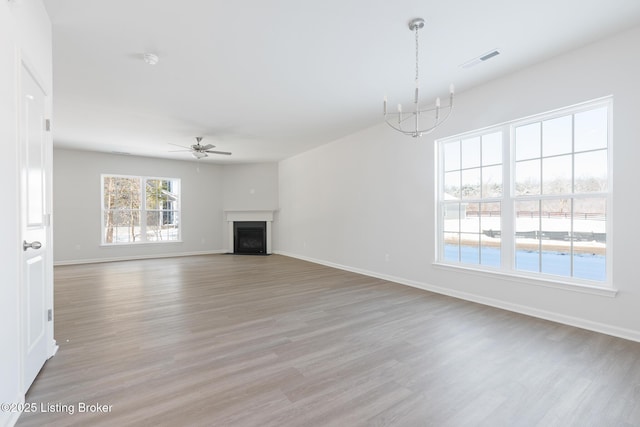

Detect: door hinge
45,119,51,132
48,309,52,322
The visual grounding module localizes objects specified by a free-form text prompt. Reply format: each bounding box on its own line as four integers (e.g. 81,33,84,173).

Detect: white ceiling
43,0,640,163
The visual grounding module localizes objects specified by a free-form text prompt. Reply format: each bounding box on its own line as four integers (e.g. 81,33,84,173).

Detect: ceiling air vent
460,49,501,69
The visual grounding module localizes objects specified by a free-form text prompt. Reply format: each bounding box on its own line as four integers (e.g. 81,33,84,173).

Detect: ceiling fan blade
205,150,232,155
168,149,192,152
169,143,191,149
201,144,215,150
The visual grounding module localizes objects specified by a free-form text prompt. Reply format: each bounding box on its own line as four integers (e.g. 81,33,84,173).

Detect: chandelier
384,18,454,138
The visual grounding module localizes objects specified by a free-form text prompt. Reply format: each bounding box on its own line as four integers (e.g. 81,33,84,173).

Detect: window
437,98,610,286
442,131,503,267
102,175,181,244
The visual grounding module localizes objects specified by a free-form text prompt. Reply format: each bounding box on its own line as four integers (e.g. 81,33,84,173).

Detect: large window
437,98,611,286
102,175,181,244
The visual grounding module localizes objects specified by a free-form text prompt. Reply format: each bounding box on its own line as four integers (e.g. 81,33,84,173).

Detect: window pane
442,201,458,261
443,200,460,261
515,201,540,273
103,176,114,208
482,132,502,166
146,211,162,241
573,253,606,282
573,198,606,281
146,179,161,209
574,150,607,193
146,211,180,241
106,177,140,209
164,180,179,209
575,107,607,152
443,203,461,231
480,235,500,267
480,202,501,267
461,137,481,169
459,203,480,265
515,159,541,196
482,165,502,197
104,210,140,243
460,233,480,264
478,203,500,237
541,198,571,217
542,116,572,157
464,202,481,229
147,179,179,211
103,211,114,243
515,123,540,161
540,199,571,277
542,155,572,194
443,239,460,262
461,168,481,199
444,140,460,172
444,171,461,199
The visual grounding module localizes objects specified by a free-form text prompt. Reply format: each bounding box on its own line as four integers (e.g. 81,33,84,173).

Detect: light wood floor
17,254,640,426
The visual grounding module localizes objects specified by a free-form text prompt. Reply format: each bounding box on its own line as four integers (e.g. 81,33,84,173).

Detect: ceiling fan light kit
384,18,455,138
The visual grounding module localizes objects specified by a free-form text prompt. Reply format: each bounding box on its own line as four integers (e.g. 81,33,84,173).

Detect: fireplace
225,210,274,255
233,221,267,254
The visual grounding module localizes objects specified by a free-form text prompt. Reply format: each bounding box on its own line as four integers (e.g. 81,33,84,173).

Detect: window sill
432,262,617,298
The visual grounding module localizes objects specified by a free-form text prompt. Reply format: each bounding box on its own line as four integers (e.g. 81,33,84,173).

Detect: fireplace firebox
233,221,267,254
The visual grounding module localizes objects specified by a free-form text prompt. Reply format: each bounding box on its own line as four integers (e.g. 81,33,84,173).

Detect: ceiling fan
169,137,232,159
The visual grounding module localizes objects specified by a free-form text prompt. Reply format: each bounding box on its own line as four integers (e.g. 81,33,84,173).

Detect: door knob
23,240,42,251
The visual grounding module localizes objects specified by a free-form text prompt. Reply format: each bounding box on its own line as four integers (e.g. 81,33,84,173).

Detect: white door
20,61,51,392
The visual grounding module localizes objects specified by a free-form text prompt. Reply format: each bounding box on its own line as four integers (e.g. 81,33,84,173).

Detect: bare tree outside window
102,175,180,244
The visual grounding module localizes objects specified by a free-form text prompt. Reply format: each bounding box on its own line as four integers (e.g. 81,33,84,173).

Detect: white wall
222,163,279,211
53,149,226,263
53,150,280,263
277,26,640,341
0,1,51,426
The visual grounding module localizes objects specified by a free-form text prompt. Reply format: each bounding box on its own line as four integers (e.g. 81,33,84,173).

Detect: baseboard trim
275,251,640,343
54,250,227,266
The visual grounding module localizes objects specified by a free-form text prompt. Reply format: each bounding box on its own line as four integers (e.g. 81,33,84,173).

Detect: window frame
435,97,613,292
101,174,182,245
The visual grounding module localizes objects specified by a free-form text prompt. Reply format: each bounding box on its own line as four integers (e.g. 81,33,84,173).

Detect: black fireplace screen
233,221,266,254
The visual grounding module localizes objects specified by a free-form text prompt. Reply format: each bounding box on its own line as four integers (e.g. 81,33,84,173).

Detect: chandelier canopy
384,18,454,138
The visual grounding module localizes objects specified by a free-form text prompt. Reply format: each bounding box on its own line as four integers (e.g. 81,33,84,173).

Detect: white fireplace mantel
224,210,275,254
225,210,275,223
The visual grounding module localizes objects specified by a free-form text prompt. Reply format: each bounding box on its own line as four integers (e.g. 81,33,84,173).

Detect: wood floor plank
16,254,640,426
